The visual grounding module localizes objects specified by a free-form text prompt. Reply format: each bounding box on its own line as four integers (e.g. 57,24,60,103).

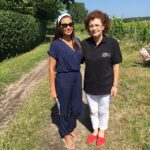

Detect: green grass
0,77,52,150
112,39,150,149
0,42,50,93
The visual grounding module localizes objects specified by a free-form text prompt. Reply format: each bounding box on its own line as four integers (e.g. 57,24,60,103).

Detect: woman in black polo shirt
82,10,122,146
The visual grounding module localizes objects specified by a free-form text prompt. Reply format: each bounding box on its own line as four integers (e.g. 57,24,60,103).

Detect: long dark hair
54,16,82,51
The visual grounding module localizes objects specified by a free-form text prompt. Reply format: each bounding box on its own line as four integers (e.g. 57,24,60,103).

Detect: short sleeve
80,55,85,64
47,42,58,60
80,41,86,64
111,39,123,65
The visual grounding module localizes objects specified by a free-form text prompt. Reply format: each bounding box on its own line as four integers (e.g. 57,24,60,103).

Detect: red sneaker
96,133,106,146
86,134,97,144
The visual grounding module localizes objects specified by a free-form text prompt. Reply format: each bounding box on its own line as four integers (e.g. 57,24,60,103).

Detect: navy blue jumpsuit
48,39,83,138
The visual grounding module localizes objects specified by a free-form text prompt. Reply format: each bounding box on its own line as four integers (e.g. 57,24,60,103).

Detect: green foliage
124,20,150,42
0,0,7,10
0,10,46,61
0,0,29,14
0,0,65,21
30,0,64,20
68,2,88,23
109,17,125,39
62,0,74,9
109,17,150,43
74,23,85,32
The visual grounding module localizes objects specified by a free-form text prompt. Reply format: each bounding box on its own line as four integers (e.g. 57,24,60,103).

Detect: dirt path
0,59,48,128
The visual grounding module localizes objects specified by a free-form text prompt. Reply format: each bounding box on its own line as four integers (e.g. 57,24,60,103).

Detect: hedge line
0,10,46,61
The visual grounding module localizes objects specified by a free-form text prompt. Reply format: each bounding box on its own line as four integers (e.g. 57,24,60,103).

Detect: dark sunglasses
60,22,74,28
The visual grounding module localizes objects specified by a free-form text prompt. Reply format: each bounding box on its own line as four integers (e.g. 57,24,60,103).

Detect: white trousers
86,94,111,131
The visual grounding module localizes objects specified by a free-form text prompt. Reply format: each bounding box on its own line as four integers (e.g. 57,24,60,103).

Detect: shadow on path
78,101,93,132
51,100,93,135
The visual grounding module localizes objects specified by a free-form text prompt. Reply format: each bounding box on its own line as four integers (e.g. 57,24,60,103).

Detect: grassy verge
112,39,150,149
0,76,52,150
0,42,50,93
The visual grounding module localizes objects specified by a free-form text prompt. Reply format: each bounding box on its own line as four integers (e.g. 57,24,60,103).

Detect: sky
75,0,150,18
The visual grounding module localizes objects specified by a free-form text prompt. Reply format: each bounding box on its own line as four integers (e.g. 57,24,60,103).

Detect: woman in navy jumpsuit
48,13,83,149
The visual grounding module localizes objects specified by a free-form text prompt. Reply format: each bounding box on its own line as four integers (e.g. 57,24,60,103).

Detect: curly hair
84,10,111,35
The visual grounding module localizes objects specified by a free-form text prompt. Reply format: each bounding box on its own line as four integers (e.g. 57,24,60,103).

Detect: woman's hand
111,86,118,101
50,90,57,101
49,56,57,101
111,64,120,101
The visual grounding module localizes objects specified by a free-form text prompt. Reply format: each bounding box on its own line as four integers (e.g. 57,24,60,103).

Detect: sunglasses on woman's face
60,22,74,28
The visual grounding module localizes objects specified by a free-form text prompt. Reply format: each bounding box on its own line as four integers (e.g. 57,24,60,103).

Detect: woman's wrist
50,89,56,92
113,84,118,88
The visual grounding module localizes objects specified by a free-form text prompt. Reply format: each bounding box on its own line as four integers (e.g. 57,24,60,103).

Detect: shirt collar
89,36,107,47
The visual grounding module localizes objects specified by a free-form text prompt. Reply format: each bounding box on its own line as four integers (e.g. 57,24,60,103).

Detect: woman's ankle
98,130,105,137
63,135,75,149
64,135,71,140
92,129,98,136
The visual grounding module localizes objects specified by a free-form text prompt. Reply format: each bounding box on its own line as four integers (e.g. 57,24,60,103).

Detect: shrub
74,23,85,32
0,10,46,61
109,17,125,40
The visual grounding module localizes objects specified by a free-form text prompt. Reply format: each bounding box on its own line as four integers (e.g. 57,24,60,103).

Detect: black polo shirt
82,36,122,95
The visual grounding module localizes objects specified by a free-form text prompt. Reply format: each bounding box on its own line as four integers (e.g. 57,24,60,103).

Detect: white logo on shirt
102,52,111,58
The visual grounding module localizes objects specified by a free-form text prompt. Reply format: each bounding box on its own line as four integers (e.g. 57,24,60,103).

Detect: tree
62,0,74,9
0,0,75,21
30,0,64,20
68,2,88,23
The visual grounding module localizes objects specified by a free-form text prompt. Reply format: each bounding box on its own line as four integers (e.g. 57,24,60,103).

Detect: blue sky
75,0,150,18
